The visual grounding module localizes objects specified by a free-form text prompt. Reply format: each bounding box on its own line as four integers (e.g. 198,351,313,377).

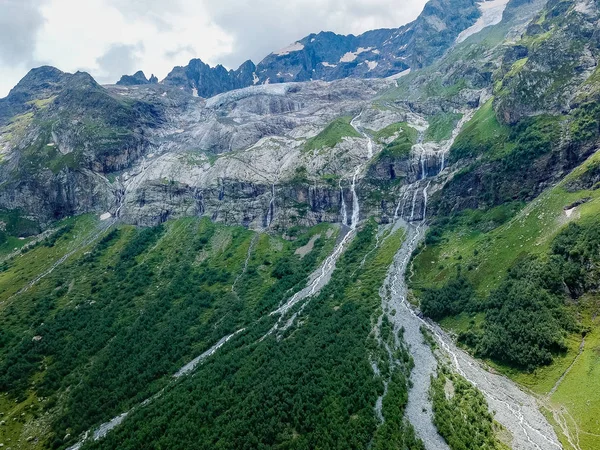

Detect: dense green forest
0,217,340,448
419,221,599,370
83,222,424,450
430,368,503,450
0,216,429,450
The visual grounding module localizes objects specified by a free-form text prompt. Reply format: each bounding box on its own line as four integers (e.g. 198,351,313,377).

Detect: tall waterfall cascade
397,110,474,222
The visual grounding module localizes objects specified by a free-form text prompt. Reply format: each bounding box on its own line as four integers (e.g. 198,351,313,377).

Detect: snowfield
456,0,511,43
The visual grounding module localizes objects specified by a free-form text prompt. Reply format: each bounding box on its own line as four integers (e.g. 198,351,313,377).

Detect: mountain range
117,0,495,96
0,0,599,449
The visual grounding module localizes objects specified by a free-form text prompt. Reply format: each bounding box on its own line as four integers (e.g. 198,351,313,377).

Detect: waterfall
394,190,408,220
339,165,363,229
114,187,126,218
339,180,348,226
350,167,360,229
266,184,275,227
409,189,419,222
422,182,430,219
193,187,205,215
437,110,474,174
396,110,475,223
351,109,374,158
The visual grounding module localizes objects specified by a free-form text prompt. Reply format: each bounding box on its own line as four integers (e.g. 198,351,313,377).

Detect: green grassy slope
411,149,600,448
372,122,418,159
424,112,463,143
304,116,361,152
413,150,600,294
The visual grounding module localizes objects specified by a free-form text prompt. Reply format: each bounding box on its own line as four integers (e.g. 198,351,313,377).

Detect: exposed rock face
565,160,600,191
430,0,600,216
0,169,115,221
115,79,410,229
0,0,586,232
116,71,158,86
494,0,600,124
0,67,165,223
255,29,412,84
408,0,481,67
110,73,487,230
163,59,257,97
0,61,485,230
435,135,599,215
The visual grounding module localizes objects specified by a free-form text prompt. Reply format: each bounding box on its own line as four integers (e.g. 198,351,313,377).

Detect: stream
266,110,375,335
378,108,561,449
379,219,450,449
385,219,562,449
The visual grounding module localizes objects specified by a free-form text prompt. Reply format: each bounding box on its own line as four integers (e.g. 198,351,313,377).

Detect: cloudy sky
0,0,428,98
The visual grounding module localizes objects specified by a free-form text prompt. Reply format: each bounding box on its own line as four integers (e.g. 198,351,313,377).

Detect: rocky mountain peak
69,71,101,89
162,58,257,97
4,66,66,103
0,67,100,123
117,70,158,86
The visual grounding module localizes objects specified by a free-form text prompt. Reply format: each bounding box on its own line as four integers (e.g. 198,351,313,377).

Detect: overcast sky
0,0,428,98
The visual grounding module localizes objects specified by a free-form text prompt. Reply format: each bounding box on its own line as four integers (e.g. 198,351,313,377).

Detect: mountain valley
0,0,599,449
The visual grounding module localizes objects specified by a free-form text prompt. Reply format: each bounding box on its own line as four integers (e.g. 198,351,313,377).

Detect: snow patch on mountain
366,61,379,71
575,0,597,15
340,47,374,63
273,42,305,56
456,0,511,43
205,83,292,108
387,68,411,80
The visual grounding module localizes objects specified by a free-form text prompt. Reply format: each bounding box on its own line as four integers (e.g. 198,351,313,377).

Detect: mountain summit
116,71,159,86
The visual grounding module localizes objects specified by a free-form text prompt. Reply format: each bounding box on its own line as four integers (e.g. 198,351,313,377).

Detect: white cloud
95,43,145,84
0,0,47,65
0,0,428,98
